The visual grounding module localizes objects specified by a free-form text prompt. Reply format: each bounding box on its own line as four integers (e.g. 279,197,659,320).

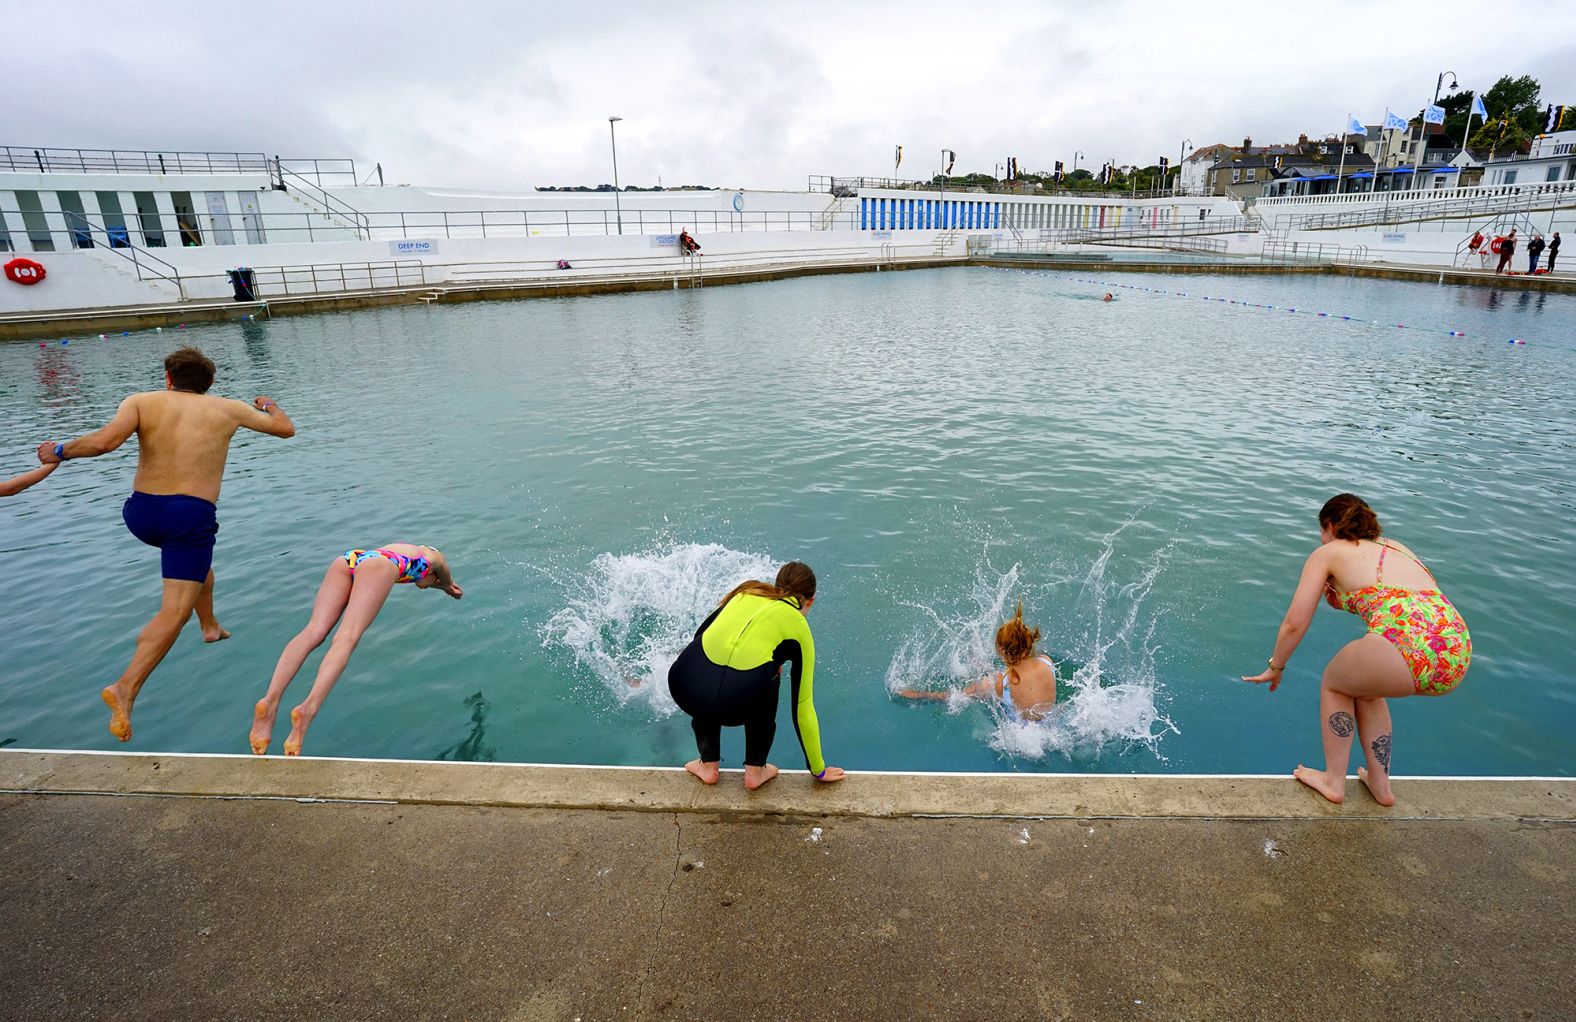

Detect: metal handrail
274,158,358,188
272,158,370,239
1,146,270,176
57,212,187,298
247,259,424,297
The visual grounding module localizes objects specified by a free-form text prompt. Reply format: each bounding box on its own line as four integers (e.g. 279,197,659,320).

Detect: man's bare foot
101,686,133,742
249,700,277,755
1293,764,1345,804
1357,766,1396,807
283,705,315,756
684,758,720,785
201,624,231,644
743,763,779,791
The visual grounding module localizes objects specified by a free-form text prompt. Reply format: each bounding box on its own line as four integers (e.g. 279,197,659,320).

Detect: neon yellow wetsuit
667,593,826,774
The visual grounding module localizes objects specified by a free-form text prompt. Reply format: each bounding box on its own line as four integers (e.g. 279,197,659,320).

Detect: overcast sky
10,1,1574,192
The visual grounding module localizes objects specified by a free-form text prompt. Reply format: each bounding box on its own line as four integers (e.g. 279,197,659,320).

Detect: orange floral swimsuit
1329,541,1471,695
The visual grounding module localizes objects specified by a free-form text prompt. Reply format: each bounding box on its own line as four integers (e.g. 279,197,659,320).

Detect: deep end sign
390,240,438,257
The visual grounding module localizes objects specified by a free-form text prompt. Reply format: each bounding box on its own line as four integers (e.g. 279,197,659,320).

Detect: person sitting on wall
556,259,573,270
678,229,701,255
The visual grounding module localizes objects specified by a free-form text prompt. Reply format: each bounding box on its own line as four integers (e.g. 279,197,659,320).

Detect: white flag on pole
1348,116,1366,136
1424,104,1446,125
1382,109,1408,131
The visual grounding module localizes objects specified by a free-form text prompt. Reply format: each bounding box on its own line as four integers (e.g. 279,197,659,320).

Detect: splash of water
540,543,777,716
884,524,1179,762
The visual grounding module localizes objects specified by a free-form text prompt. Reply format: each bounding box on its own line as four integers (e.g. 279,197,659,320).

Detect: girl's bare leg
1355,696,1396,806
1294,634,1413,805
251,562,352,754
284,562,397,756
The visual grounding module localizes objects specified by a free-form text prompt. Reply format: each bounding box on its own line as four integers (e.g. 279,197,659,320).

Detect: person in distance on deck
1241,494,1471,807
897,602,1059,721
250,544,462,756
667,561,845,790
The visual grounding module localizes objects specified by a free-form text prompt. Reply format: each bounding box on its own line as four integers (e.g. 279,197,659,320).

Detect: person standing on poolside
1547,232,1560,273
667,561,845,790
251,543,462,756
1527,233,1545,274
1495,229,1517,274
37,347,295,742
1241,494,1470,806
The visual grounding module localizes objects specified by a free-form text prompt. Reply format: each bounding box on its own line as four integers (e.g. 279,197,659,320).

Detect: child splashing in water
250,543,462,756
899,603,1058,721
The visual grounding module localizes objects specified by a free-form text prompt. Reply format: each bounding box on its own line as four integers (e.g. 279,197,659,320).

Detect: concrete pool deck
2,751,1572,1020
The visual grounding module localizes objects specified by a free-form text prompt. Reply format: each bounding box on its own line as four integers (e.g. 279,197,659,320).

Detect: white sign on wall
652,234,679,247
1383,233,1406,243
390,240,438,256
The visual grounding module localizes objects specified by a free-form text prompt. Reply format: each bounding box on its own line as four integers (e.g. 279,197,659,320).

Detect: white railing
248,260,426,297
1256,179,1576,208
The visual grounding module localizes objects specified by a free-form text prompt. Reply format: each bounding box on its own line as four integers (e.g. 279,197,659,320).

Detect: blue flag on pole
1348,116,1366,136
1471,95,1488,119
1424,104,1446,125
1382,109,1408,131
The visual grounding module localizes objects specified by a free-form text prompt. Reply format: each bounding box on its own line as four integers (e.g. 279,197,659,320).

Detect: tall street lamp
1177,138,1192,195
607,116,624,235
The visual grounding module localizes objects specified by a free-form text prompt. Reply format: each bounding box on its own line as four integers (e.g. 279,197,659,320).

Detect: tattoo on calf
1372,733,1392,771
1328,711,1356,738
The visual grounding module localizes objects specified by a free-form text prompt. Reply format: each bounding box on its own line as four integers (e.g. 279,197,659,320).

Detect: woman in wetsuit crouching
668,561,846,790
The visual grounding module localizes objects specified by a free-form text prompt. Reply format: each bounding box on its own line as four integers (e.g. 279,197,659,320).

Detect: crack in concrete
633,813,682,1019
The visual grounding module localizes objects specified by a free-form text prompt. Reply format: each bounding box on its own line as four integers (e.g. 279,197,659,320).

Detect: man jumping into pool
37,347,296,742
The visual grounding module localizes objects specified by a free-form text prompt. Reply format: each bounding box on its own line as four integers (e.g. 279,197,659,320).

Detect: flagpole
1336,114,1350,196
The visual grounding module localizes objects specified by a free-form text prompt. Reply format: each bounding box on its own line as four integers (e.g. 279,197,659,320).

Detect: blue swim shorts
122,491,219,583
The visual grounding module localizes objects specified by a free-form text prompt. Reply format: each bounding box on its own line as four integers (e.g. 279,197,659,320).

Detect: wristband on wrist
260,401,276,411
53,442,68,461
1267,656,1285,672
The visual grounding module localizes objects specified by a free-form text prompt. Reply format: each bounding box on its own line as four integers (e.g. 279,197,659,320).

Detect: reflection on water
240,318,271,366
435,691,496,762
34,350,82,407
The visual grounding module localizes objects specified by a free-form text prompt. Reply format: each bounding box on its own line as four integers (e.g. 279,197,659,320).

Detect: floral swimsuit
1329,541,1471,696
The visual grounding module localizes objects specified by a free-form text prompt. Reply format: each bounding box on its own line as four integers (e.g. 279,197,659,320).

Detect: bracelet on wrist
53,442,68,461
1267,656,1285,673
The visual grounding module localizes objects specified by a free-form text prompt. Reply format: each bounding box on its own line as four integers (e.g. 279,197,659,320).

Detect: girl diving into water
899,602,1059,721
250,543,462,756
1242,494,1471,806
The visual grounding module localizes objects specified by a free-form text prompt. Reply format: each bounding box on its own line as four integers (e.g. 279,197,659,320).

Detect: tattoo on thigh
1372,733,1392,771
1328,711,1356,738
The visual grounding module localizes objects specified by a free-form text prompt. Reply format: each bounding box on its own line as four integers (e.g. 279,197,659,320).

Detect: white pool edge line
3,749,1567,784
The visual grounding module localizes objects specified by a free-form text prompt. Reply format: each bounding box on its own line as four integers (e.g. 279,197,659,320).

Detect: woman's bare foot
201,623,232,644
101,685,133,742
283,705,315,756
249,700,277,755
1358,766,1395,807
1293,764,1345,804
743,763,779,791
684,758,720,784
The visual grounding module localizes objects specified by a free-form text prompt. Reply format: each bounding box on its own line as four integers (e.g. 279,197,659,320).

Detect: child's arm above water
0,461,57,497
898,672,1001,701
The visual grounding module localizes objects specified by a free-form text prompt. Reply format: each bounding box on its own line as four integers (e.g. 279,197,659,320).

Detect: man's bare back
124,390,281,503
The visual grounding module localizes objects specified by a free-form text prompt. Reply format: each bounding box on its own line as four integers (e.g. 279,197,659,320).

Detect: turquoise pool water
2,267,1572,775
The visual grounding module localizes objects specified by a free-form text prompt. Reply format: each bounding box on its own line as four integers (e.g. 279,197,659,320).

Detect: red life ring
1489,238,1504,254
4,257,46,285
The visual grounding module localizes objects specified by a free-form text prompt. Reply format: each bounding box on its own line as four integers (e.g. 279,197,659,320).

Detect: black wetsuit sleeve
775,638,825,775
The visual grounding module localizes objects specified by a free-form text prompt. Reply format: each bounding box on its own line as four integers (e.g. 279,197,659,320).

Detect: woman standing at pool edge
668,561,845,790
1242,495,1470,806
250,543,462,756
